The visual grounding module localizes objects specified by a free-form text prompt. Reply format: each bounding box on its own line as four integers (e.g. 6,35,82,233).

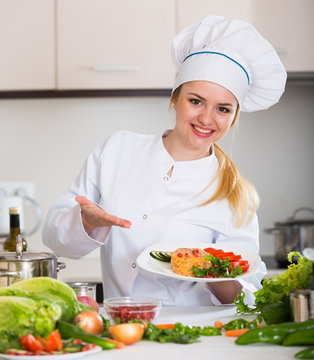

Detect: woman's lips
191,124,214,138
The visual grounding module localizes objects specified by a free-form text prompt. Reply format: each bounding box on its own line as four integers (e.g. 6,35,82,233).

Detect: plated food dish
136,242,261,282
0,345,102,360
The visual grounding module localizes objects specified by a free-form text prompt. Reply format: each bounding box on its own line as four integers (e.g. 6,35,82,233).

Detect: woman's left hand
209,280,242,304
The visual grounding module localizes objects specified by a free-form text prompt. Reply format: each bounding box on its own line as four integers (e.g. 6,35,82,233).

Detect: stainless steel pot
0,250,66,287
265,207,314,267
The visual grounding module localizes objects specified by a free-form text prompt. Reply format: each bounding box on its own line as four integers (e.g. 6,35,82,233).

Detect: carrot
156,324,175,330
105,338,126,349
224,328,249,337
214,321,223,329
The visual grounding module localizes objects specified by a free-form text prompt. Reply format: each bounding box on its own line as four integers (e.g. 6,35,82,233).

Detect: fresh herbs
142,322,221,344
234,252,313,324
192,254,244,278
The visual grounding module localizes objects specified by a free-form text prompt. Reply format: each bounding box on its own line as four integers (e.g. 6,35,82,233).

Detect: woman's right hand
75,196,132,234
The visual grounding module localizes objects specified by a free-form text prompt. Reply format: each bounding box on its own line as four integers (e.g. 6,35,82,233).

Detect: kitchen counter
85,306,306,360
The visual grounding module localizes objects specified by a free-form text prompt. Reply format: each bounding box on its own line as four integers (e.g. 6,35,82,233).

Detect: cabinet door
177,0,314,72
57,0,176,89
0,0,55,90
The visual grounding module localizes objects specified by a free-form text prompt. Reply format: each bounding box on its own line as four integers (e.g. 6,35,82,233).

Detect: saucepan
0,237,65,286
264,207,314,267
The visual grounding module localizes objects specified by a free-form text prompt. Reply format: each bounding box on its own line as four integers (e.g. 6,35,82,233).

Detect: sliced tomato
224,254,242,261
20,334,45,352
211,249,225,257
46,330,63,351
221,251,235,257
35,336,48,350
240,264,250,272
230,259,248,268
203,247,216,254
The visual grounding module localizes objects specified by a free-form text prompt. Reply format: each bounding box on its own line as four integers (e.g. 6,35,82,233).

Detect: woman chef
42,15,287,306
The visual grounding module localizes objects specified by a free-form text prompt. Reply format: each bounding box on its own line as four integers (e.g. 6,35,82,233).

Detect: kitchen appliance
0,238,65,287
0,188,42,238
264,207,314,268
67,282,97,300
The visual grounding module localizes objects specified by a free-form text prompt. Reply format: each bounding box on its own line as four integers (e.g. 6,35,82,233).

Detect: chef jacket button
142,214,148,220
132,263,136,268
163,176,169,181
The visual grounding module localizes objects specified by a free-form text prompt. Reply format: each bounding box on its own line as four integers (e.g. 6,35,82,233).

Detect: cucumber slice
150,251,172,262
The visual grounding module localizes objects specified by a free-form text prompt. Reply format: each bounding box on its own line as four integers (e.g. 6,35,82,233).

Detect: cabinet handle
92,66,140,72
275,47,289,55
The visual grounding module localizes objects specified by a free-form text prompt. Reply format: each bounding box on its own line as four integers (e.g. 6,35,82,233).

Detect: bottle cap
9,207,20,215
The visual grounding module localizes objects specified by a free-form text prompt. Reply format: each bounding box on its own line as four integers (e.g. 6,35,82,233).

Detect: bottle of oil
3,207,27,252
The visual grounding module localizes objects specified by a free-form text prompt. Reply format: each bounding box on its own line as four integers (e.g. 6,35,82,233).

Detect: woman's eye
218,106,230,113
189,99,202,105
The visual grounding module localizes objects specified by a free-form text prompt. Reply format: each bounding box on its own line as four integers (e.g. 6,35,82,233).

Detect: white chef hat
172,15,287,112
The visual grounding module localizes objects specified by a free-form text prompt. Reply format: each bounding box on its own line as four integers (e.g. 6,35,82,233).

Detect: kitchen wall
0,83,313,279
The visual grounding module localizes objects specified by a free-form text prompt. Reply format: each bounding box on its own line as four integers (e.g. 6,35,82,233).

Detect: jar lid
0,252,56,262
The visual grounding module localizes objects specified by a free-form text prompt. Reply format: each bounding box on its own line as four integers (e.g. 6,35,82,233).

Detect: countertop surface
81,306,306,360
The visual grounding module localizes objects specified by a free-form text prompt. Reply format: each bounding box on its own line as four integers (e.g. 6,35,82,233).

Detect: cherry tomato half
20,334,45,352
46,330,63,351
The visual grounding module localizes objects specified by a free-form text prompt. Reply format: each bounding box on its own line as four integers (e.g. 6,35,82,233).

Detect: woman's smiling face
169,81,238,160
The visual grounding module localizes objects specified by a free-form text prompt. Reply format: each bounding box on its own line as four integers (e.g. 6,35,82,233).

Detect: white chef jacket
42,130,266,306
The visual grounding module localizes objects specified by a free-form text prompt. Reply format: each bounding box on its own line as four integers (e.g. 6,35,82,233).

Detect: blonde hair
171,86,260,227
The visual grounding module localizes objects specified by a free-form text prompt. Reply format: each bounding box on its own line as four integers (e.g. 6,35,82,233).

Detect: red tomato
211,249,225,257
230,259,248,268
46,330,63,351
224,254,242,261
20,334,45,352
203,247,216,254
35,336,47,349
241,264,250,272
221,251,236,257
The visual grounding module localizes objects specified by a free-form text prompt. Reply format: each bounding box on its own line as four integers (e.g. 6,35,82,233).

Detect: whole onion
74,310,103,335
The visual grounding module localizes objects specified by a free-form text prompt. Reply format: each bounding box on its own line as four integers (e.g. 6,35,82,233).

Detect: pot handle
291,207,314,220
0,269,21,277
57,262,66,272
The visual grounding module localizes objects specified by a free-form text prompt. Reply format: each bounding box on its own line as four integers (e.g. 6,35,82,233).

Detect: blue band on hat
183,51,250,85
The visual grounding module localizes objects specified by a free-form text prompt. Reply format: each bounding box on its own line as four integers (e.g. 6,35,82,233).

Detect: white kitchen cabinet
0,0,55,90
177,0,314,72
56,0,176,90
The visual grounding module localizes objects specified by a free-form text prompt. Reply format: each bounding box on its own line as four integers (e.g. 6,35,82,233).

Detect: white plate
0,346,102,360
136,241,261,282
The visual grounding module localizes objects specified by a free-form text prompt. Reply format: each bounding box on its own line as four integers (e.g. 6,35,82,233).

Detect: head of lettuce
0,295,62,352
0,277,89,352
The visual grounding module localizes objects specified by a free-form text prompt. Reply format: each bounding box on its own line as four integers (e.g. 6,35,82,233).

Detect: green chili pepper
235,319,314,345
223,319,250,330
282,329,314,346
295,347,314,359
57,320,116,350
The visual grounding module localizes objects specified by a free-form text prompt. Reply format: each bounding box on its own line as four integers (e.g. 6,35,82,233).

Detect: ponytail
201,144,260,227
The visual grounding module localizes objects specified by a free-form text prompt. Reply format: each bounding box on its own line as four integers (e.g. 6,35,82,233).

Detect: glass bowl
103,296,162,324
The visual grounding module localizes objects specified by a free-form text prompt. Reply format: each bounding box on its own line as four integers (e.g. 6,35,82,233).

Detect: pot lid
275,207,314,226
275,219,314,226
0,252,57,262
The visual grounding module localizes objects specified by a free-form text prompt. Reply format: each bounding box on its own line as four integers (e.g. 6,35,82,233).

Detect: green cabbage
8,277,82,322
